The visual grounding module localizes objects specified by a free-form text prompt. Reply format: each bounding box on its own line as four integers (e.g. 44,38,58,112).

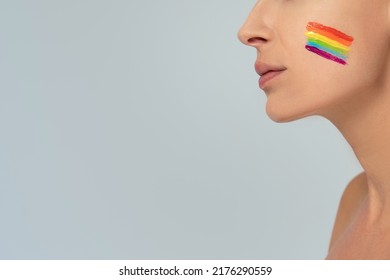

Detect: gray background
0,0,362,259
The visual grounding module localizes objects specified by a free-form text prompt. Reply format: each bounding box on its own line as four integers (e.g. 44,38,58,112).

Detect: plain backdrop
0,0,362,259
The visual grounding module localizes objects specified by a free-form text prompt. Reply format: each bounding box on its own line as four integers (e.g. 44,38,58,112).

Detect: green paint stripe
307,38,349,56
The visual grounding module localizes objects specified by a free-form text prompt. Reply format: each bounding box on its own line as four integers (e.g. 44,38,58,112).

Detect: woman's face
238,0,390,122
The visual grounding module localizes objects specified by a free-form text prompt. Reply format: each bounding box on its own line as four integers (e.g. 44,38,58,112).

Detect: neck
325,82,390,226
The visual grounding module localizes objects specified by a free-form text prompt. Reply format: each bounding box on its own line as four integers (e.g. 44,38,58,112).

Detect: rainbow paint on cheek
305,22,354,65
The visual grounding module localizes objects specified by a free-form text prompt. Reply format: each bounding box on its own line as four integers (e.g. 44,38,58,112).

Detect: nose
237,1,274,49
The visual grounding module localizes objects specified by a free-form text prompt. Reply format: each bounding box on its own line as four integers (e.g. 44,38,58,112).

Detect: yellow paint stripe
305,31,350,52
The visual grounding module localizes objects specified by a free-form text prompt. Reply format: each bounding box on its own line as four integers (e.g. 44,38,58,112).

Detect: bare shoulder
328,172,368,251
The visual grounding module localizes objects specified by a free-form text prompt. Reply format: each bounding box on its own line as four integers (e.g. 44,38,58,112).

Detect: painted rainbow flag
305,22,354,65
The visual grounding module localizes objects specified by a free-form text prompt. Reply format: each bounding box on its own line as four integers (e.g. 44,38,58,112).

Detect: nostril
248,37,267,44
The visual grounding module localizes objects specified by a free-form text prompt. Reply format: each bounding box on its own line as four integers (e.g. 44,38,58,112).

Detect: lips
255,62,287,89
255,62,287,76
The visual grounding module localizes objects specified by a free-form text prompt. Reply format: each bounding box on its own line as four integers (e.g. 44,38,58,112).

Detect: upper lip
255,62,287,76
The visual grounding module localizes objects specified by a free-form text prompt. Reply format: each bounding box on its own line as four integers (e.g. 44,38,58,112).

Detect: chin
266,113,304,123
265,101,315,123
266,107,299,123
264,87,336,123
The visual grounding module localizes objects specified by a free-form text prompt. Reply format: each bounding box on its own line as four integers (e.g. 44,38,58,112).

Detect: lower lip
259,70,286,89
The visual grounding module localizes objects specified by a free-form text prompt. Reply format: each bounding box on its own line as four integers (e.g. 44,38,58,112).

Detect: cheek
264,61,359,122
350,40,389,89
287,30,370,104
304,21,354,66
265,20,389,122
294,64,360,106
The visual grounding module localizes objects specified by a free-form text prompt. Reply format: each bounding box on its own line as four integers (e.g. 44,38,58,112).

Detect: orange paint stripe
306,22,354,47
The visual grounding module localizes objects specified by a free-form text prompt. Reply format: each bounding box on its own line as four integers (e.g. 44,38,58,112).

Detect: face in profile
238,0,390,123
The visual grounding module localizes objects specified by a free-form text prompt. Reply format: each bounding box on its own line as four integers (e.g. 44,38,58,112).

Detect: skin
238,0,390,259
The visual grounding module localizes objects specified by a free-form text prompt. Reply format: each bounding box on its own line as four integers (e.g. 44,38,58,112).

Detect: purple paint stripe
305,45,347,65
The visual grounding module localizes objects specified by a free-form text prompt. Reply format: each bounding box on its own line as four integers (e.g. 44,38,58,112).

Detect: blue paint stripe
306,41,348,60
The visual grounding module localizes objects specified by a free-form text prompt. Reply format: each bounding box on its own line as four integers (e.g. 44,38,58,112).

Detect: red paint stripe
307,22,353,43
306,26,353,46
